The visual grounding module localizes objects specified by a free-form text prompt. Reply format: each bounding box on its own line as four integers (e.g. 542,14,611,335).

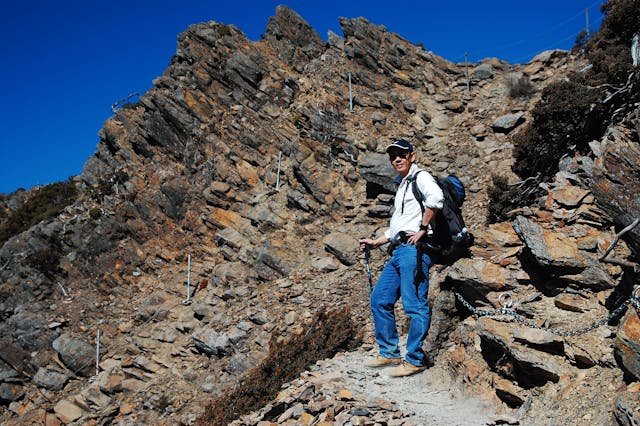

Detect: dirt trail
313,342,500,425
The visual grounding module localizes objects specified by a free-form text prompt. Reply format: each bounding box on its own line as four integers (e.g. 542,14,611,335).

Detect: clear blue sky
0,0,604,194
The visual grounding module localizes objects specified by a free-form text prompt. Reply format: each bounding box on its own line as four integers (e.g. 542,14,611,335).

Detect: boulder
513,216,615,290
358,153,396,194
491,112,525,133
446,257,520,305
53,399,84,424
192,328,233,357
0,383,24,404
477,318,563,386
52,334,96,377
529,49,569,64
323,232,359,266
615,309,640,380
472,63,493,80
33,367,69,391
612,392,640,425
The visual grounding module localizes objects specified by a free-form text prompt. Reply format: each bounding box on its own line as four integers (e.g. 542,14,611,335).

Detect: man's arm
407,207,437,245
359,234,390,250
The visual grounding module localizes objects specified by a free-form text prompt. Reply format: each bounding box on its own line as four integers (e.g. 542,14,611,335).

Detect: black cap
385,139,414,153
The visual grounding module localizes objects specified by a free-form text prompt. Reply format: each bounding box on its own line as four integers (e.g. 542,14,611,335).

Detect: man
359,138,444,377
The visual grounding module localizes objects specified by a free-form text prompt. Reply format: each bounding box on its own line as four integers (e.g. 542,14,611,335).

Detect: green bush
584,0,640,86
489,79,604,224
0,180,78,246
511,80,604,181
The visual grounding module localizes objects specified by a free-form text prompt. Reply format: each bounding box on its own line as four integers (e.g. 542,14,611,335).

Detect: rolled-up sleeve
418,172,444,210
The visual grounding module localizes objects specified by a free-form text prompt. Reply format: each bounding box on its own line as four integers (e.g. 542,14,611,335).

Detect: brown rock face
591,128,640,257
264,5,324,70
1,4,639,426
616,309,640,380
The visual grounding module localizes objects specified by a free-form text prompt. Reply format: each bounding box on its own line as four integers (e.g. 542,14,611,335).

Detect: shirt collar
394,164,420,185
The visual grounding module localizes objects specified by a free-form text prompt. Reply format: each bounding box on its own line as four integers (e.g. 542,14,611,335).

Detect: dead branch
599,218,640,271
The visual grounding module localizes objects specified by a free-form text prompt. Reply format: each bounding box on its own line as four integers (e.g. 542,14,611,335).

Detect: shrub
216,24,232,37
574,30,590,52
197,306,358,425
120,102,138,110
26,246,61,278
512,80,604,181
487,174,539,223
505,74,535,99
490,79,604,224
0,179,78,246
488,0,639,223
89,208,102,220
583,0,640,85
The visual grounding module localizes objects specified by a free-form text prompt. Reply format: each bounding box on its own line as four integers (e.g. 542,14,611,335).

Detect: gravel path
316,344,499,425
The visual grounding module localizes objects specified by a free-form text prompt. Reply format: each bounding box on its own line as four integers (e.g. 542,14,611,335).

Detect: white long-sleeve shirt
384,164,444,241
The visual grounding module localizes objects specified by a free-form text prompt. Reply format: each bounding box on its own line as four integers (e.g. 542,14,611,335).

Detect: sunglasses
388,150,411,161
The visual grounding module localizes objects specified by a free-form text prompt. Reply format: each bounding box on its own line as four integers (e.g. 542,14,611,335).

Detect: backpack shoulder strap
410,170,425,216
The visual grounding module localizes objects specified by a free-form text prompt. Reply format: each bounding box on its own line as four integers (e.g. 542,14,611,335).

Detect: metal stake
348,72,353,111
57,282,69,298
364,246,373,292
585,8,591,39
276,150,282,191
465,52,470,92
95,330,101,375
183,255,192,305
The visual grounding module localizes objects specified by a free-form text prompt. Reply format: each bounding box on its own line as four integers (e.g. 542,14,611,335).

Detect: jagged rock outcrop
591,121,640,257
1,5,639,426
264,6,324,71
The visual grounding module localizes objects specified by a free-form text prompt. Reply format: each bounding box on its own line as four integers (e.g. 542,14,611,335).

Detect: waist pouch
388,232,442,257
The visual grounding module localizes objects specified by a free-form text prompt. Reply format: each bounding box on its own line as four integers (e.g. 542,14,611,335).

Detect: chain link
455,291,639,337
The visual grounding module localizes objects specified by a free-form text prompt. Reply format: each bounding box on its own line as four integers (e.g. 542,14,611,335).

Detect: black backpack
410,171,474,264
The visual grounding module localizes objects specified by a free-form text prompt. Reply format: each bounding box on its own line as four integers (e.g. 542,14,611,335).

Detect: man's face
388,149,414,176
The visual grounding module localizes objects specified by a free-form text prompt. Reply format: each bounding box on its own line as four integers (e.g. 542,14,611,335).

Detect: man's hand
359,238,376,250
359,235,389,250
407,229,427,245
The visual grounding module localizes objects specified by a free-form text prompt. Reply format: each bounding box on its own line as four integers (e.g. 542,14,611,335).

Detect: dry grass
197,306,359,425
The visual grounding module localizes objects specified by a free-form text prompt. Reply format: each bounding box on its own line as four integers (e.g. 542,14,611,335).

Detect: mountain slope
1,5,639,425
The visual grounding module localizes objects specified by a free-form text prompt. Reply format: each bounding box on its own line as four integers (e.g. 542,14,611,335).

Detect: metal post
183,255,192,305
585,8,591,39
187,254,191,298
348,72,353,111
276,151,282,191
57,282,69,298
364,246,373,292
95,330,101,375
465,52,470,92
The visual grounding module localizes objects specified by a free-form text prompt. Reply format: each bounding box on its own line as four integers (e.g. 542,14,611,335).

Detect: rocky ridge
0,5,639,425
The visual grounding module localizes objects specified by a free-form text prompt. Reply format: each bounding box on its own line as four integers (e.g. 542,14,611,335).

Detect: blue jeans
370,243,432,367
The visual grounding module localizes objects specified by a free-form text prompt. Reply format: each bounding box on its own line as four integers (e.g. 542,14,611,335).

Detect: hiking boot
365,356,402,368
386,360,426,377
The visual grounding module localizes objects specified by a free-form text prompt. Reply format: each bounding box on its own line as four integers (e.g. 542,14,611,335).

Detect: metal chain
455,291,639,337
